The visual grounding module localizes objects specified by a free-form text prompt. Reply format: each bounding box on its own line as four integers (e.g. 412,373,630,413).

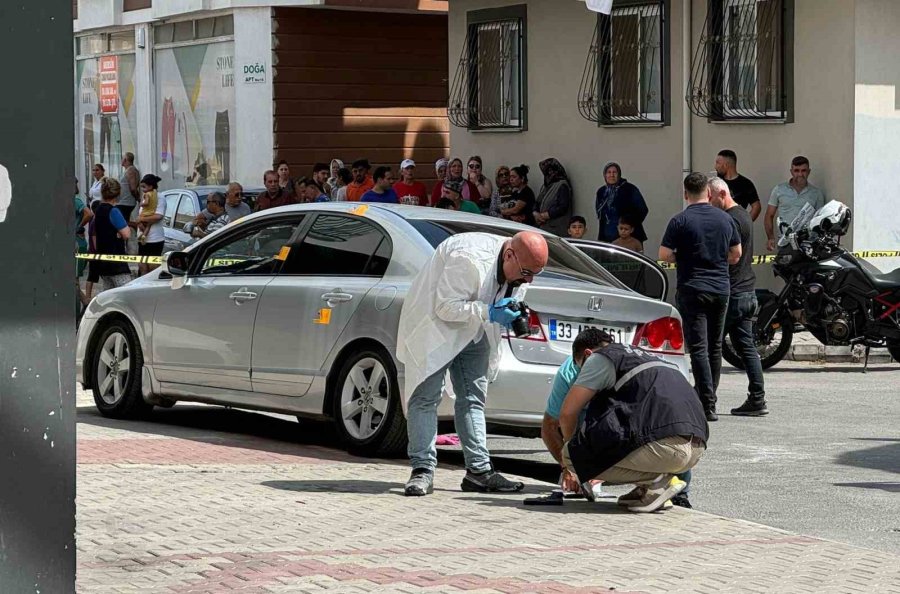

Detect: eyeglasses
509,249,544,278
468,163,480,169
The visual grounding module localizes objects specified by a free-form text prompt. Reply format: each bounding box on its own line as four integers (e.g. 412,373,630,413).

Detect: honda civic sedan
76,204,688,456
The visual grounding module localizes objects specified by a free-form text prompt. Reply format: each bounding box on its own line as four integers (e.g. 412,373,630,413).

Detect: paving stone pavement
76,393,900,593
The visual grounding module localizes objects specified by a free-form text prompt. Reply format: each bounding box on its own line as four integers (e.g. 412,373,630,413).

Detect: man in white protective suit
397,231,549,496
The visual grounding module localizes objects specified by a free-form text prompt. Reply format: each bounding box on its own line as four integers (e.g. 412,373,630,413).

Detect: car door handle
322,291,353,306
229,288,258,304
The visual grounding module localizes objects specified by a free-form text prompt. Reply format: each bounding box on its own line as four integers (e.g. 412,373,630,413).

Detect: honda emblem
588,296,603,311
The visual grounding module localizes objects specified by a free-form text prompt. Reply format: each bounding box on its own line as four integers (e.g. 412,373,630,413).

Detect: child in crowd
567,216,586,239
611,215,643,253
136,174,161,244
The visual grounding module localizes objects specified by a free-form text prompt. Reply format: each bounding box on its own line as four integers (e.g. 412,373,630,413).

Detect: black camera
507,301,532,338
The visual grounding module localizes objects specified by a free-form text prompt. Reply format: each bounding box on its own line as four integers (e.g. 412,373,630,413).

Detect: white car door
152,217,305,392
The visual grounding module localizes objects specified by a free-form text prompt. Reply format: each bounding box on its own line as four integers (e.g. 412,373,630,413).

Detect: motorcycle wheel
722,311,794,371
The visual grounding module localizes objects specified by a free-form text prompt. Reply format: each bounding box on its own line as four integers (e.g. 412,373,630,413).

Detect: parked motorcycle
722,201,900,369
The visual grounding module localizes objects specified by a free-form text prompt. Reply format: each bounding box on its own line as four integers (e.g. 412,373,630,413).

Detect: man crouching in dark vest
559,331,708,512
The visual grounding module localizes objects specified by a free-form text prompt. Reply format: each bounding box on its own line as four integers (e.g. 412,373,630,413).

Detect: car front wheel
332,347,406,457
91,320,153,419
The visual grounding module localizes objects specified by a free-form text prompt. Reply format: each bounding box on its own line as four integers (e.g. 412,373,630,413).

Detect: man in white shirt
398,231,549,496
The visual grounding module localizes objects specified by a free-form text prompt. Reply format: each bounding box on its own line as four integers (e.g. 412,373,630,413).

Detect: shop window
688,0,793,121
76,31,135,56
449,5,527,131
154,16,234,45
579,1,669,125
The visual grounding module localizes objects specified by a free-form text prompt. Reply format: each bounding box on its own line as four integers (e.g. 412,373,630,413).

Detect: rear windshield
409,219,617,287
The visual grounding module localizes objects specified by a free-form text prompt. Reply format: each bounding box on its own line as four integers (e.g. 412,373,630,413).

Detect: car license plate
548,319,630,343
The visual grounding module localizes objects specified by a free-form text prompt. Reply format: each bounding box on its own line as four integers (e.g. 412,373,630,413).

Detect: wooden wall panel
273,7,448,188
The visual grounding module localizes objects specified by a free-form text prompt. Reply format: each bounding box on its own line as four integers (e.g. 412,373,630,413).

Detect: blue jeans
676,289,730,411
725,292,766,398
407,337,491,473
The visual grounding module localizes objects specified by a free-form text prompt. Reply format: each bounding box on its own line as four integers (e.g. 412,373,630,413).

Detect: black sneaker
706,409,719,422
671,493,692,509
731,397,769,416
461,469,524,493
404,468,434,496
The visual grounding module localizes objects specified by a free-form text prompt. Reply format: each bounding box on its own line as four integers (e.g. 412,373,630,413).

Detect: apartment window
687,0,793,121
448,5,527,131
579,0,669,125
153,15,234,44
75,31,135,57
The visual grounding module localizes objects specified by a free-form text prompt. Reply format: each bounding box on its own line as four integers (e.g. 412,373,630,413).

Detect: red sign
99,55,119,114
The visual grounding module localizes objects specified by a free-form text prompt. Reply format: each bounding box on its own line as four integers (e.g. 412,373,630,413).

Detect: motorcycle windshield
777,203,816,248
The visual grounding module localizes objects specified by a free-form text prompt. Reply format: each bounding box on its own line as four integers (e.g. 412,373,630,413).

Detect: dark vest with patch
567,344,709,481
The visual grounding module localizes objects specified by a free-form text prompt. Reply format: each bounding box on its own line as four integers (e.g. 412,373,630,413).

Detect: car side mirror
182,222,195,234
161,251,190,277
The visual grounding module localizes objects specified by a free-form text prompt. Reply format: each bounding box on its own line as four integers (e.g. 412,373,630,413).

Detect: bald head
502,231,549,284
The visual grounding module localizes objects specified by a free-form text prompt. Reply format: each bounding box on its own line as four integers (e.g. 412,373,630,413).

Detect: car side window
162,192,179,227
198,218,304,276
174,193,196,229
281,215,391,277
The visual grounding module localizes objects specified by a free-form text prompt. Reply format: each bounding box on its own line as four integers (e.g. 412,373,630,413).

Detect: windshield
408,220,618,287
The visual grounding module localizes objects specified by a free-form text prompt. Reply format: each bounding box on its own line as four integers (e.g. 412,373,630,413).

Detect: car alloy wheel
96,331,131,405
339,357,390,440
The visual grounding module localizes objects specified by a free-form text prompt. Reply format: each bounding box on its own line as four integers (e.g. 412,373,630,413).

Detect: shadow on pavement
834,438,900,474
261,479,411,495
833,482,900,493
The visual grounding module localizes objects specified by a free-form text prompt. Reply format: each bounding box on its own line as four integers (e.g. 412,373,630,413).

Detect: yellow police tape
76,249,900,269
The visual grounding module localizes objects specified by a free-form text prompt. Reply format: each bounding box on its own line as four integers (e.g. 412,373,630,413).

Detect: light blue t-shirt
545,356,581,420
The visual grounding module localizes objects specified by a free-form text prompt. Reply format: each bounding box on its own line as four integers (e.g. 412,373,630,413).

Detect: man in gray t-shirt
765,156,827,251
196,182,251,228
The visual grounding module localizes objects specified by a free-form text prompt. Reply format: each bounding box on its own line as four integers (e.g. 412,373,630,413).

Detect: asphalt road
77,360,900,554
474,360,900,555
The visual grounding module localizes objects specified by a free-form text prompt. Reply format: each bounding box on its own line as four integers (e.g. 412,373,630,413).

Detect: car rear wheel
332,347,406,457
91,320,153,419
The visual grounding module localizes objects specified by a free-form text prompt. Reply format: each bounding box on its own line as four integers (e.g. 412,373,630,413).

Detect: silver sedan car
76,204,688,456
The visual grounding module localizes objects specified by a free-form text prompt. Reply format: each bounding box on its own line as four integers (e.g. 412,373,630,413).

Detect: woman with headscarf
487,165,512,217
533,158,573,236
430,157,479,207
326,158,345,199
594,162,648,243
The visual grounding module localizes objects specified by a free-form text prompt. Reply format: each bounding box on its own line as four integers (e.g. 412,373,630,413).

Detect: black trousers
676,288,729,411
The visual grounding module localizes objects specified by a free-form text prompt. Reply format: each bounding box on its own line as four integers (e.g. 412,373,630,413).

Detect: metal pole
0,0,77,591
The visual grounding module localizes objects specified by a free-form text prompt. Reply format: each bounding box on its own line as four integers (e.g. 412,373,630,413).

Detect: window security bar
687,0,786,120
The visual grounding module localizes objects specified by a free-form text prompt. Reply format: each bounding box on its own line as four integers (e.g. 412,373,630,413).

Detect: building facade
447,0,900,267
73,0,448,192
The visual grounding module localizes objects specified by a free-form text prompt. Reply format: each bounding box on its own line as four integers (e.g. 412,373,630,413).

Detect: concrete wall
853,0,900,272
448,0,858,263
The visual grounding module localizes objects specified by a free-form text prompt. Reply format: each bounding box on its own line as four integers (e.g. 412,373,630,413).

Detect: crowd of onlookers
76,147,827,317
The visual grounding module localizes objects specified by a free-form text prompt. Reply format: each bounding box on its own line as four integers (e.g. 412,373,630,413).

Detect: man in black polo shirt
715,149,761,221
659,173,742,421
710,178,768,416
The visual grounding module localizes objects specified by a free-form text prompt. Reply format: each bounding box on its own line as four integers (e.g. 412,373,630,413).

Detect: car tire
91,320,153,419
331,346,406,458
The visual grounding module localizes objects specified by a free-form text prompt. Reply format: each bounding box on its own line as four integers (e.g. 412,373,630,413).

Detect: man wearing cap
346,159,375,202
360,167,399,203
442,179,481,213
394,159,428,206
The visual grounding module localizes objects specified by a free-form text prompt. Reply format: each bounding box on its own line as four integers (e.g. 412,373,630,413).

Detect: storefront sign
241,60,266,85
99,55,118,114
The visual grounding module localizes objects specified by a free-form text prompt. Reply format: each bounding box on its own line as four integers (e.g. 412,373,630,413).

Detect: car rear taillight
502,309,547,342
633,317,684,354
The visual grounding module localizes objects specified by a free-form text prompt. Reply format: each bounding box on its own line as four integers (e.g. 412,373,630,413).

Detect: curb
787,343,894,364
